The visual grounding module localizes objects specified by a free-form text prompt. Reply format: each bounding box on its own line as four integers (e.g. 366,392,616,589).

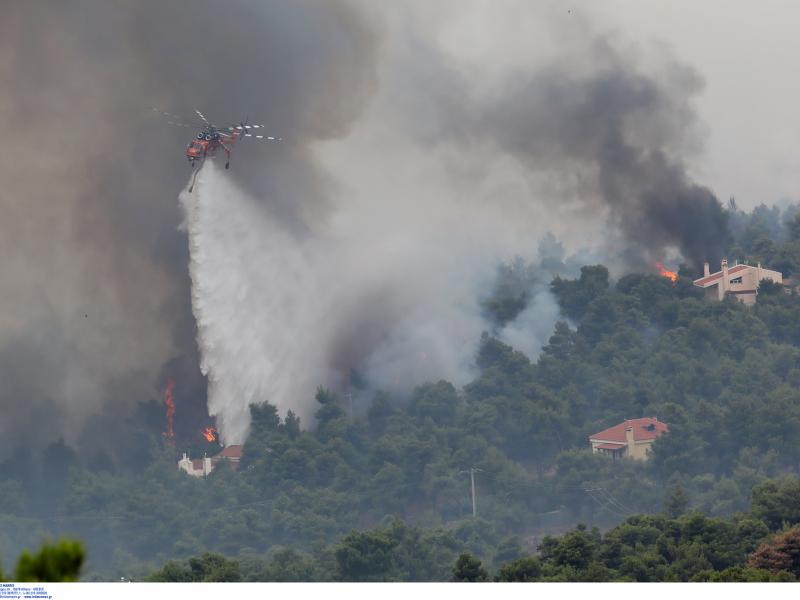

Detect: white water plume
180,162,329,443
180,159,563,444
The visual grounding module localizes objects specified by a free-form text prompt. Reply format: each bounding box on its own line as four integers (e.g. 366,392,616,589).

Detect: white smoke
180,162,325,442
180,6,657,444
181,153,569,443
498,289,562,360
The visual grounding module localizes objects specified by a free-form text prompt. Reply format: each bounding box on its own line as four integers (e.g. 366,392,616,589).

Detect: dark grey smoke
0,0,377,456
380,27,730,269
482,38,731,269
1,3,734,454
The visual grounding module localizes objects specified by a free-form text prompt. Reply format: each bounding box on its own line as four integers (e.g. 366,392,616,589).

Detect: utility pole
460,467,483,518
345,391,353,417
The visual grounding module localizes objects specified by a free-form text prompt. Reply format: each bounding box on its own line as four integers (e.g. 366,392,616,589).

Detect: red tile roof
693,264,748,287
215,445,243,460
589,418,668,443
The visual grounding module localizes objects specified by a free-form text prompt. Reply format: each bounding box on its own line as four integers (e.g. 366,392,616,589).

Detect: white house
693,259,782,305
177,445,244,477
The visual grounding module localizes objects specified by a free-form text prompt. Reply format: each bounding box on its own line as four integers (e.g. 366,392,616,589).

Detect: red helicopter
152,108,280,188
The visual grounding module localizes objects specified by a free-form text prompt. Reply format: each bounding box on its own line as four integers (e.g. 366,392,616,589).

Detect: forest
2,201,800,581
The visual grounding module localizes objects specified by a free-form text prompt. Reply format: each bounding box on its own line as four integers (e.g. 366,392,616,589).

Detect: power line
593,486,636,515
459,467,483,518
582,487,628,519
23,497,276,524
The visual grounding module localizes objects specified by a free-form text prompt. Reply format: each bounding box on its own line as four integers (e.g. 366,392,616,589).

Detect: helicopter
152,107,280,178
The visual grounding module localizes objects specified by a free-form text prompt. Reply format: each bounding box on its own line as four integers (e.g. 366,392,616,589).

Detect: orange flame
655,262,678,284
202,426,217,442
162,379,176,440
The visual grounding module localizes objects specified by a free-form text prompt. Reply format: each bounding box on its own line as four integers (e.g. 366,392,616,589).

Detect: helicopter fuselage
186,126,243,168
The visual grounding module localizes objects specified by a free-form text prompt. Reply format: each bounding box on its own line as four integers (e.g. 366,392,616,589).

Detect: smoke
180,5,732,442
181,163,325,441
354,5,729,269
2,1,732,449
183,161,552,443
475,37,730,269
0,0,378,455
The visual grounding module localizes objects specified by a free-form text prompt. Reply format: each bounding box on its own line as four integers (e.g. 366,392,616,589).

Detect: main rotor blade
194,109,212,126
150,107,204,127
244,134,282,141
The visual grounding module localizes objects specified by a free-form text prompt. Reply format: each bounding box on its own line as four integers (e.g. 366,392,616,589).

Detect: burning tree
747,527,800,577
202,426,218,443
655,262,678,284
162,379,176,441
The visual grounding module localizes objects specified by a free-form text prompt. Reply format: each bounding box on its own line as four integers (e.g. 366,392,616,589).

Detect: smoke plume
475,37,730,269
0,0,377,455
179,6,733,442
182,161,564,443
2,1,731,449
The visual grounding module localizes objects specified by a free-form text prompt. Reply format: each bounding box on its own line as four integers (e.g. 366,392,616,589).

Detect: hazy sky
589,1,800,208
2,0,797,450
405,0,800,209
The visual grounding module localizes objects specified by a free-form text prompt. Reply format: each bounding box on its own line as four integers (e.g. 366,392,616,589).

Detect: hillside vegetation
2,203,800,580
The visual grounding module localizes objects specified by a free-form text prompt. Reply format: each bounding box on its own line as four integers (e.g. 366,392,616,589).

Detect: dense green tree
147,552,241,582
283,411,301,440
451,553,488,582
751,479,800,530
409,381,459,426
334,529,398,581
9,201,800,581
551,265,610,320
367,392,395,434
495,556,541,581
664,485,689,518
694,565,793,581
4,540,85,582
787,212,800,242
256,548,320,581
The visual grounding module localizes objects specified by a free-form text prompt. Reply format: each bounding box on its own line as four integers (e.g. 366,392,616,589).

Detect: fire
202,426,217,442
655,262,678,284
162,379,176,440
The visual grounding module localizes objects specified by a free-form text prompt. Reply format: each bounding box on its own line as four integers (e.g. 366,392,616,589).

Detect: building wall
177,454,213,477
627,440,654,460
697,262,782,305
178,456,202,477
726,265,781,304
589,439,655,461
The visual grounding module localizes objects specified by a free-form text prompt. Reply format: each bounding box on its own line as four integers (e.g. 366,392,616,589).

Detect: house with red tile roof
588,417,668,461
214,444,243,471
693,259,782,305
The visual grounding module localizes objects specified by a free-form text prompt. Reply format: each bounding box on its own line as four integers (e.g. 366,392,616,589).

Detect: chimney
721,258,729,297
625,425,635,457
703,262,710,277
